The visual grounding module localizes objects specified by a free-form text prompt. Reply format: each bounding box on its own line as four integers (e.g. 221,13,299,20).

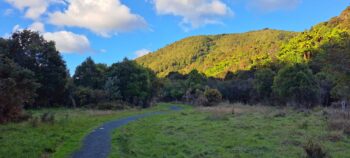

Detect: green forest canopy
136,6,350,79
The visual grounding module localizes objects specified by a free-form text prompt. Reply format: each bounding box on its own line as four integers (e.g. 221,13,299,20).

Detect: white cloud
29,22,45,33
49,0,147,37
10,22,91,54
4,0,64,19
135,49,151,57
12,24,21,32
43,31,91,54
152,0,233,29
248,0,301,12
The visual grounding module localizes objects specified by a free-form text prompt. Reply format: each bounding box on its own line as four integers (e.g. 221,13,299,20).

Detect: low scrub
303,140,329,158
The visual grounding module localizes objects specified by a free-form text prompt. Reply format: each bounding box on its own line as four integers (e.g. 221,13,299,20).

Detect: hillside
136,6,350,78
136,30,297,78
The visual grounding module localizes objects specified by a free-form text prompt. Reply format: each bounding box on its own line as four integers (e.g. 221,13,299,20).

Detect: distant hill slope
136,6,350,78
136,30,297,78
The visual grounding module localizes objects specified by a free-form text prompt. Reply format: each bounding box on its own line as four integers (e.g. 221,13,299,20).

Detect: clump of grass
41,112,55,124
117,129,134,157
30,116,40,128
299,120,309,130
324,131,343,142
206,113,229,121
344,124,350,136
273,111,286,117
303,140,329,158
325,109,350,136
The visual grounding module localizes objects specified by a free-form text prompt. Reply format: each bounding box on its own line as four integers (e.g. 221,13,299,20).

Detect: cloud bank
49,0,147,37
153,0,233,29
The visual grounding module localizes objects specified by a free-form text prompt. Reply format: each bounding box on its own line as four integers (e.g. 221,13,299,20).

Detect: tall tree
0,55,38,123
254,68,275,100
5,30,68,107
107,59,156,107
73,57,107,89
273,64,320,107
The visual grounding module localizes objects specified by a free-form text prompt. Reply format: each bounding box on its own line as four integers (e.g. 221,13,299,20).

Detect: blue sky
0,0,349,75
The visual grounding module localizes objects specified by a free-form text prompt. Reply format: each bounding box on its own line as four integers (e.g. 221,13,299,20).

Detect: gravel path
72,106,182,158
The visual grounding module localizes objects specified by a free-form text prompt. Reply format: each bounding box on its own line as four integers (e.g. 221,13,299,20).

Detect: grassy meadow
1,103,350,158
111,103,350,158
0,104,177,158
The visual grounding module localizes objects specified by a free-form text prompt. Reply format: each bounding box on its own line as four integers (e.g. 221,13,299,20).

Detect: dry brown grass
197,102,284,117
324,108,350,136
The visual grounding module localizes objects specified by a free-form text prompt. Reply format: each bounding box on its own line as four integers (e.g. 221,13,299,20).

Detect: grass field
0,104,175,158
111,103,350,158
1,103,350,158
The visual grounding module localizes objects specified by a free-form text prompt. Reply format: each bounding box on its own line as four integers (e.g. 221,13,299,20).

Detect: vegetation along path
72,106,182,158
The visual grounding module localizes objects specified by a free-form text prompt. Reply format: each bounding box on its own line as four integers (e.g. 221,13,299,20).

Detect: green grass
0,104,176,158
110,104,350,158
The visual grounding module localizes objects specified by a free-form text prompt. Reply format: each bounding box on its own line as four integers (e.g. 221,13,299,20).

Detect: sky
0,0,349,75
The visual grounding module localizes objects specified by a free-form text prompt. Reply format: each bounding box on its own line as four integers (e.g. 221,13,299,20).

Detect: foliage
161,79,187,101
136,29,296,78
73,57,107,89
273,64,320,107
104,76,122,101
253,68,275,101
204,88,222,106
303,140,329,158
72,86,108,108
0,30,68,107
0,56,39,123
107,59,157,107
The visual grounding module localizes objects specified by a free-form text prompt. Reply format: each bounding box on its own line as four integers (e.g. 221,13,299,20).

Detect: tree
5,30,68,107
316,72,335,106
104,76,121,101
107,59,156,107
254,68,275,101
0,55,39,123
273,64,320,107
162,79,187,101
73,57,107,89
186,69,206,90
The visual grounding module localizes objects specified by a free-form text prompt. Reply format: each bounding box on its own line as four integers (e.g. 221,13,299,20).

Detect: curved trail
72,106,182,158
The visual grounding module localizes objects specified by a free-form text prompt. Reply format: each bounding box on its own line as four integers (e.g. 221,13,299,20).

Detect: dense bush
73,57,107,89
253,68,275,102
107,59,157,107
273,64,320,107
2,30,68,107
0,55,38,123
204,88,222,106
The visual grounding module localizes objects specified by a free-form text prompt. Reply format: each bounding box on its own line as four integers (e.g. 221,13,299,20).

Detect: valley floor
1,103,350,158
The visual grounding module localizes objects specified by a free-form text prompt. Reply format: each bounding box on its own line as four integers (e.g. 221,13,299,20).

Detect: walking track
72,106,182,158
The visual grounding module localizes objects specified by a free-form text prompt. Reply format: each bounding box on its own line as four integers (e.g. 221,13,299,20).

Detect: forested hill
136,29,297,78
136,6,350,78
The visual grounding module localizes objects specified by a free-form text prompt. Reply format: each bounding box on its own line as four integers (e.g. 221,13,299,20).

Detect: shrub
0,56,38,123
95,101,129,110
204,88,222,106
41,113,55,124
303,140,328,158
253,68,275,100
30,117,40,128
